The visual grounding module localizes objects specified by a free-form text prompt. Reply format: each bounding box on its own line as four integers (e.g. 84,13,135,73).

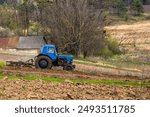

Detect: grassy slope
74,58,143,72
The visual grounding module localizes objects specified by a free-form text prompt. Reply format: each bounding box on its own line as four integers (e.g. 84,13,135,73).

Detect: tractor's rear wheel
35,56,52,69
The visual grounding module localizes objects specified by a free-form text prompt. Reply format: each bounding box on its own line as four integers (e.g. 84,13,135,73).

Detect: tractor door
47,47,57,61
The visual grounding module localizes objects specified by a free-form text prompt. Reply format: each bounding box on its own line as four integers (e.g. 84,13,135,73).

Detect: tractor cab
40,44,58,61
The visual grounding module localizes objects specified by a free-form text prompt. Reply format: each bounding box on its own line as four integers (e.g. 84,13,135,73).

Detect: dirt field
0,78,150,100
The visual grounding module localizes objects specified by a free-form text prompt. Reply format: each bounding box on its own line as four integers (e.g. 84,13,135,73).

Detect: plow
6,59,35,67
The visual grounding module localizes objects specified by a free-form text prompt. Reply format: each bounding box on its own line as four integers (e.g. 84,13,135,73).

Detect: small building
0,37,9,49
7,37,19,49
0,36,47,56
0,37,19,49
0,36,47,50
16,36,47,50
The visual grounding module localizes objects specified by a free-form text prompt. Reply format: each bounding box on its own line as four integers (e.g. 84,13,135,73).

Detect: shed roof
16,36,46,49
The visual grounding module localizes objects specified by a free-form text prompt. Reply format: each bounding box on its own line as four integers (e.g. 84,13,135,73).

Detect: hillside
105,20,150,63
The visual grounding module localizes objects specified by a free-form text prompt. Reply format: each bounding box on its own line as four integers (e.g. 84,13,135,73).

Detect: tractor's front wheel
63,65,74,71
35,56,52,69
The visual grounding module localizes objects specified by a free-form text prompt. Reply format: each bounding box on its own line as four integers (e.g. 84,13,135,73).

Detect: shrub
0,27,14,37
116,0,128,18
98,34,121,58
99,47,114,58
130,0,143,16
107,38,121,55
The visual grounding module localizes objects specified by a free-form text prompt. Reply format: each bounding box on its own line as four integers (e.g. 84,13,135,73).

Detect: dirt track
2,66,150,83
1,52,150,79
0,78,150,100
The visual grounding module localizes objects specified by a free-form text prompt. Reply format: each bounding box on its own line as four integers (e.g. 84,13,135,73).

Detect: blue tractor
6,44,75,71
35,44,75,70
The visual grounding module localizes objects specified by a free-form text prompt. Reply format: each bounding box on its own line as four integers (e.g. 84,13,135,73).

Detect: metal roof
16,36,46,49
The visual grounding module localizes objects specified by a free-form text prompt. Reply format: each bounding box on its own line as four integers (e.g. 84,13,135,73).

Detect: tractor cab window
48,48,54,54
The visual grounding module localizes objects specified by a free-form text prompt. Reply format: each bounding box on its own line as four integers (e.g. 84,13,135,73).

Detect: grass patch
75,57,97,63
109,13,149,25
0,75,4,79
74,59,117,68
0,61,6,73
0,75,150,87
0,75,64,83
74,59,141,72
72,79,150,87
124,61,150,66
22,76,64,82
0,61,6,68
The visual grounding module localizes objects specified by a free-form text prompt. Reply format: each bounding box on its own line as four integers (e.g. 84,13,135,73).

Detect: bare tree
41,0,106,57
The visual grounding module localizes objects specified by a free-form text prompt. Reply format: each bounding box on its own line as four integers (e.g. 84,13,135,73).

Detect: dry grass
105,20,150,63
105,21,150,46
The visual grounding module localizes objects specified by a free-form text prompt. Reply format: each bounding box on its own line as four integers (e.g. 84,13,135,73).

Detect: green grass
0,75,149,87
0,61,6,68
72,79,150,87
23,76,64,82
0,75,64,83
0,75,4,79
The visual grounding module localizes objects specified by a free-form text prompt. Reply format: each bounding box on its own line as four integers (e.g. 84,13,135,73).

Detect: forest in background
0,0,144,57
